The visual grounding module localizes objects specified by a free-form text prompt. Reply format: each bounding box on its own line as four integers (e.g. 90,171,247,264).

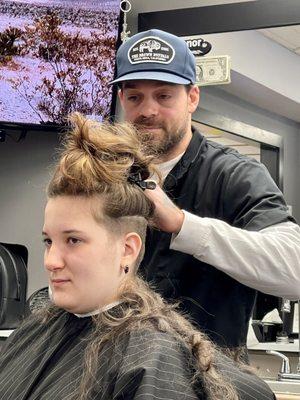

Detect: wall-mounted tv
0,0,121,129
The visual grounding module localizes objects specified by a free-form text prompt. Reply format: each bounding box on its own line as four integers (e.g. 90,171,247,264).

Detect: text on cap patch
128,36,175,64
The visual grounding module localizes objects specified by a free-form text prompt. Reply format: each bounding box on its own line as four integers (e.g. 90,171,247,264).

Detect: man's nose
138,97,159,119
44,245,65,271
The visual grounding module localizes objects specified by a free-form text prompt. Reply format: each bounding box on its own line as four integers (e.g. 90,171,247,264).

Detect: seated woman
0,114,275,400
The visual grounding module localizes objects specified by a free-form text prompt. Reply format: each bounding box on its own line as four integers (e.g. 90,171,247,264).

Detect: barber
111,29,300,349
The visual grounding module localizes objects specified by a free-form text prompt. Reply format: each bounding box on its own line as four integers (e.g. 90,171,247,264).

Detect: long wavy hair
45,113,239,400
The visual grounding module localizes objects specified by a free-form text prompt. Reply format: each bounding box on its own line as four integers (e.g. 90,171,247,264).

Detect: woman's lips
51,279,70,286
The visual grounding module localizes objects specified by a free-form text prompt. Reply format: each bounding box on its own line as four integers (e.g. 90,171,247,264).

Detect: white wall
0,131,60,295
201,30,300,107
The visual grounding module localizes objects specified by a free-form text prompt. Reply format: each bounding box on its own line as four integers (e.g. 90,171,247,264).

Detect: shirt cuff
170,210,210,255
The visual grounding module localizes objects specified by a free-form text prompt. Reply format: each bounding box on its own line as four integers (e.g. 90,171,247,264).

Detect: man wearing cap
111,29,300,350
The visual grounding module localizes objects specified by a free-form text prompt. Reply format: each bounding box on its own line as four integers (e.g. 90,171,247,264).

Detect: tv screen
0,0,121,127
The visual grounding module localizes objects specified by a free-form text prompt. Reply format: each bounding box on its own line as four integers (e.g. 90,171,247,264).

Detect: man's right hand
144,185,184,234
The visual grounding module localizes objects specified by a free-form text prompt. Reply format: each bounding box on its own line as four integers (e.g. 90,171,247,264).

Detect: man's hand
144,184,184,234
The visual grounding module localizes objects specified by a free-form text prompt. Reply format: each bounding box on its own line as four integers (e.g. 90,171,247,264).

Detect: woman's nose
44,246,65,271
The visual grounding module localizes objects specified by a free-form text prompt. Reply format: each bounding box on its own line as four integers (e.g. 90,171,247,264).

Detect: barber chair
0,242,28,329
25,286,50,316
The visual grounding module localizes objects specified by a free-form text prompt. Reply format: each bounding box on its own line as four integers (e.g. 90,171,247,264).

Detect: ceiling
259,26,300,56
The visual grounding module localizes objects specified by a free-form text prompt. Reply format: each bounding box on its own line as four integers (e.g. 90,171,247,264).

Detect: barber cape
0,304,275,399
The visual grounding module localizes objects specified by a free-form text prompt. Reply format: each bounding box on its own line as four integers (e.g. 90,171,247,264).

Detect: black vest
140,128,293,348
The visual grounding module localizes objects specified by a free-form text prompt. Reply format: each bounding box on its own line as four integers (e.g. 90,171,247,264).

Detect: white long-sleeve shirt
171,213,300,300
157,156,300,301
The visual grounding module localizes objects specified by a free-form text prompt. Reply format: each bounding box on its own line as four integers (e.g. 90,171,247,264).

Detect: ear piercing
124,265,129,274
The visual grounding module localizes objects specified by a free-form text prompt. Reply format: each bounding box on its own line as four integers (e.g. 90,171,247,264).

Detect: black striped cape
0,308,275,400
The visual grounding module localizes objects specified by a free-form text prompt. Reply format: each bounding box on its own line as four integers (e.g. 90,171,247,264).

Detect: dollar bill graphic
195,55,231,86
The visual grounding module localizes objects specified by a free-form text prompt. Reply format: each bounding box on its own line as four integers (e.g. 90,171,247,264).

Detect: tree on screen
0,27,23,62
8,11,116,124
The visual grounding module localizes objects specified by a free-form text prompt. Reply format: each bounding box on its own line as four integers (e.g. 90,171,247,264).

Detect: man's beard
134,117,187,157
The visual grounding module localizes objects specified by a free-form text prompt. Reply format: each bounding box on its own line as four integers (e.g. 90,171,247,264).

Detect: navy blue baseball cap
110,29,196,85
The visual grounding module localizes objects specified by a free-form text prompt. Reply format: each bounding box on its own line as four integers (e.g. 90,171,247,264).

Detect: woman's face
43,195,136,314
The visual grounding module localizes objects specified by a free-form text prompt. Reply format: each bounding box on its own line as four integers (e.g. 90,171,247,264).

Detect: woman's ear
121,232,142,269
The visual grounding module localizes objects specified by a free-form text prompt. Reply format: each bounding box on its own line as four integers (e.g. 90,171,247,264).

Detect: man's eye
127,95,138,102
158,94,171,100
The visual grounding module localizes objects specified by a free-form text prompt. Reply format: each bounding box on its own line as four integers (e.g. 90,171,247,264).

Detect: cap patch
128,36,175,65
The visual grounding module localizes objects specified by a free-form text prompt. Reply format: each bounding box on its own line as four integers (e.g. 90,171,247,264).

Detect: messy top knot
47,112,157,222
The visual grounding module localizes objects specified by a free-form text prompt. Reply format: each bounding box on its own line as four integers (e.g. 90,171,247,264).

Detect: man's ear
118,87,124,105
121,232,142,268
188,85,200,114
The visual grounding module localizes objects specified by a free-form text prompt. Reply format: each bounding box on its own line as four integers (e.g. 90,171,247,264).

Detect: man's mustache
134,117,163,129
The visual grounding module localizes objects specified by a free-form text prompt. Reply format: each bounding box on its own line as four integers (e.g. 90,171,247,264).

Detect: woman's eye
68,237,81,245
43,238,52,247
